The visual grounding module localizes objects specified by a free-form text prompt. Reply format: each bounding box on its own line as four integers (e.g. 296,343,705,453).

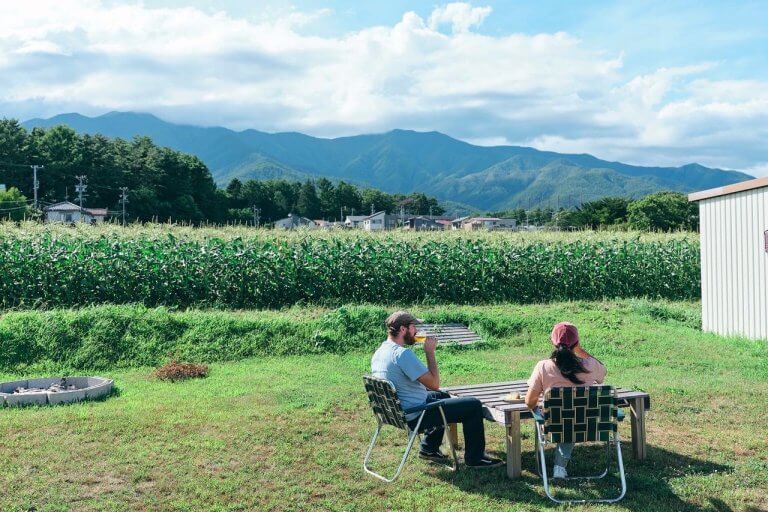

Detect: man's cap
551,322,579,348
385,311,424,332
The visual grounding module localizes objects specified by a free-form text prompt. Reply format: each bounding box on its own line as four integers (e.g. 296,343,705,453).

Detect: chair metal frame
362,375,458,483
533,385,627,504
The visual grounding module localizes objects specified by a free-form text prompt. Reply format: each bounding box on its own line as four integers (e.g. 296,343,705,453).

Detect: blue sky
2,1,768,174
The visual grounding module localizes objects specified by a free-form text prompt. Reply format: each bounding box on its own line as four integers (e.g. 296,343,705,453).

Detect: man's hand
417,336,440,390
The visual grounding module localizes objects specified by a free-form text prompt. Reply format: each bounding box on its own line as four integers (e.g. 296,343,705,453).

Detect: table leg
506,412,522,479
630,397,647,460
447,423,459,449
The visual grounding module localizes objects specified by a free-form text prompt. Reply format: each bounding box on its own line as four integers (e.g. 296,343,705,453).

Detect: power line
31,165,43,210
119,187,129,226
75,175,87,211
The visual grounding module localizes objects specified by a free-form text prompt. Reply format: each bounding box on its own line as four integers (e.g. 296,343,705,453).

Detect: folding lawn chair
533,385,627,504
362,375,457,482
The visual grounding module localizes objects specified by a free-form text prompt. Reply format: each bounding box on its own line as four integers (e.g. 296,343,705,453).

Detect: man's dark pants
407,390,486,464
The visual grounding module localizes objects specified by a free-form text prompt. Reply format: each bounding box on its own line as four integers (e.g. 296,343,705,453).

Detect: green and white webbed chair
362,375,458,482
533,385,627,504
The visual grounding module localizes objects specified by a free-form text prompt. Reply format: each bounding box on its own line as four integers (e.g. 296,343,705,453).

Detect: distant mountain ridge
22,111,753,210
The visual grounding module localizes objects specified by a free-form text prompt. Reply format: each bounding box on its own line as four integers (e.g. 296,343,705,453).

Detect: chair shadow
431,443,734,511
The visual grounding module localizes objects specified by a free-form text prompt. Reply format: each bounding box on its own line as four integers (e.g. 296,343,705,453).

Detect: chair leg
561,441,611,481
437,405,458,471
363,414,426,483
539,432,627,504
536,426,558,502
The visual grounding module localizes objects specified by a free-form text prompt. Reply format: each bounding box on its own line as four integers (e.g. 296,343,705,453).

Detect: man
371,311,503,468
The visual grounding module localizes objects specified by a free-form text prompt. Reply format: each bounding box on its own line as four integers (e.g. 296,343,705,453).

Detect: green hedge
0,301,702,372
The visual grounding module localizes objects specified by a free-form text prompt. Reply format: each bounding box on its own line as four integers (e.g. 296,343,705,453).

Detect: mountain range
22,112,752,211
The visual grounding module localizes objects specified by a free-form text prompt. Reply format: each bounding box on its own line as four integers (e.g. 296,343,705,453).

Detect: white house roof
43,201,107,215
689,176,768,202
44,201,82,212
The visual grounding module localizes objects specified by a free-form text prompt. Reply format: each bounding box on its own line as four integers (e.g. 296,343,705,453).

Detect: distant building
461,217,517,231
406,216,444,231
451,216,471,230
44,201,107,224
362,211,401,231
344,215,368,228
314,220,338,230
274,213,316,229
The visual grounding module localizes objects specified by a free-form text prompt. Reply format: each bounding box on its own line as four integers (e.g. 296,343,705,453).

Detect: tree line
0,119,444,224
490,192,699,232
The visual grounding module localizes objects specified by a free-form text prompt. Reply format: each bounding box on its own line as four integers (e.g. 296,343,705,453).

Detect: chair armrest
403,400,448,415
617,408,626,422
532,409,545,424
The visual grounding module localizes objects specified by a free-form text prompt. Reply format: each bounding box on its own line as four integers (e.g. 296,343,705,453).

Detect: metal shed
689,176,768,340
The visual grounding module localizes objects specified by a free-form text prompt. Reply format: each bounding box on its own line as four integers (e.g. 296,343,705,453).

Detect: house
344,215,368,229
274,213,316,229
361,211,402,231
451,216,471,230
461,217,517,231
43,201,108,224
314,220,338,230
689,176,768,341
406,216,444,231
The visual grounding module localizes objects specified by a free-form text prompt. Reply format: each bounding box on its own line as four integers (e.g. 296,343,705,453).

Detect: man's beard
403,331,416,346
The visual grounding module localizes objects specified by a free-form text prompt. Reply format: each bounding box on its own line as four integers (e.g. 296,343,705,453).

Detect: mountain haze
23,112,753,210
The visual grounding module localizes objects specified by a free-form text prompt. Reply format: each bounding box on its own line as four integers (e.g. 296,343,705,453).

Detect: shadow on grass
431,444,732,511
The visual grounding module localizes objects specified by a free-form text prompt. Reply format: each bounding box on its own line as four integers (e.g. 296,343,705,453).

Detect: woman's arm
525,387,540,410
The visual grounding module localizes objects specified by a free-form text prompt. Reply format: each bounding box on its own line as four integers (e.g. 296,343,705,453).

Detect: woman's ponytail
551,344,587,384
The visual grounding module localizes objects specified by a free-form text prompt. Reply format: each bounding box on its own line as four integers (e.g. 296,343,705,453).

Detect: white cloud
428,2,492,34
745,164,768,177
0,1,766,172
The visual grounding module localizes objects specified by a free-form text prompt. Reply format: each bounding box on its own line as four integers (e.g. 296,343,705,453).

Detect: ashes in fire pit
13,377,77,394
0,376,113,407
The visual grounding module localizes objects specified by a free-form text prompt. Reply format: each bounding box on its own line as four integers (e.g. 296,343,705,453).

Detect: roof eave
689,176,768,202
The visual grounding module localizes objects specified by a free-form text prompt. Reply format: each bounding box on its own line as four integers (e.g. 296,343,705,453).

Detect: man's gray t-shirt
371,340,429,420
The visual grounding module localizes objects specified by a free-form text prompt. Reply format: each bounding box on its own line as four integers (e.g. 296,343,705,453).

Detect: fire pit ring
0,376,113,407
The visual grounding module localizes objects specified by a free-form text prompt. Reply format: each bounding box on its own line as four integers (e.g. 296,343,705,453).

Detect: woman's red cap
551,322,579,348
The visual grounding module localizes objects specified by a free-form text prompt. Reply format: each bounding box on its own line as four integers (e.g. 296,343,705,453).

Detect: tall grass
0,222,700,309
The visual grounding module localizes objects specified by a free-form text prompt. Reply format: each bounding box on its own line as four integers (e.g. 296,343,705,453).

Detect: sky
1,1,767,175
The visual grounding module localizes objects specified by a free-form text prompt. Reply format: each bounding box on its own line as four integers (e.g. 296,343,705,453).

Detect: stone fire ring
0,377,113,407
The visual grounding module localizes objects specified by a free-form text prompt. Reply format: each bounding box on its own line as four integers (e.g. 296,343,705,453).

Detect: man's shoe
552,465,568,479
466,456,504,469
418,450,450,463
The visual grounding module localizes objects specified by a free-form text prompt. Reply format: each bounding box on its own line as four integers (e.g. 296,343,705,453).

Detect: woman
525,321,607,479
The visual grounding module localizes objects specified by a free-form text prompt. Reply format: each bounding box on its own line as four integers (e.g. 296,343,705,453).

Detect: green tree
316,178,337,219
297,180,321,219
0,187,30,221
361,188,395,214
628,191,698,231
335,181,362,216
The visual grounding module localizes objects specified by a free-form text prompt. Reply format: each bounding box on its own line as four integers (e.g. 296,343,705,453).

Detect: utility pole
30,165,43,210
119,187,129,226
252,205,260,228
75,175,87,213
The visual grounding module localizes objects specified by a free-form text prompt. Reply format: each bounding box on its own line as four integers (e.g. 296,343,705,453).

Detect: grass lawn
0,300,766,511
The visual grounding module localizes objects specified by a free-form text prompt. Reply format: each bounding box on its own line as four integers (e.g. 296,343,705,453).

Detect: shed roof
688,176,768,202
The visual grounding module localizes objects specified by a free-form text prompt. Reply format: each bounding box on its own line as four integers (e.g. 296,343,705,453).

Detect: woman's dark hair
550,345,588,384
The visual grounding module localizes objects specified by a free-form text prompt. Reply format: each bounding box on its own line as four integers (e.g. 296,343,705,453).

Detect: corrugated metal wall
699,187,768,340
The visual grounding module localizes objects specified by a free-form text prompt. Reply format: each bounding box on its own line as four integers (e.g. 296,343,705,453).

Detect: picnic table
443,380,650,479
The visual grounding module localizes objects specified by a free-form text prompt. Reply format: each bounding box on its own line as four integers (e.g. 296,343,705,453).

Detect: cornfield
0,223,700,309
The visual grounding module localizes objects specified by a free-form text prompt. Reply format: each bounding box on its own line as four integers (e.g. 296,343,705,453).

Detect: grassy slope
0,300,766,511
